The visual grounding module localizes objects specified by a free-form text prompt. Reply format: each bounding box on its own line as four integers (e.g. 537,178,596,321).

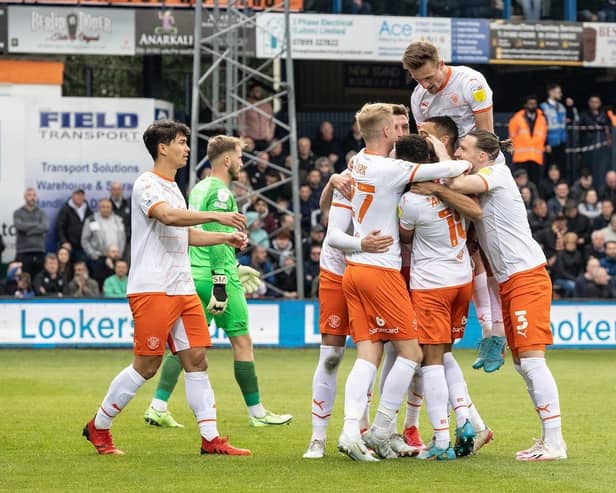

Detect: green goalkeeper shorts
194,276,249,337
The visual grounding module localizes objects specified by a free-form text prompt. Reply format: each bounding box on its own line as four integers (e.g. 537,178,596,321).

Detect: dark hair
395,134,431,163
525,95,538,104
402,41,440,71
425,115,458,143
391,104,409,118
546,83,561,92
466,129,511,159
143,119,191,160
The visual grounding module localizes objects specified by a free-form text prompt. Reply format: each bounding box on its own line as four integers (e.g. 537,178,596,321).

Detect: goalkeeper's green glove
207,273,228,315
237,265,261,294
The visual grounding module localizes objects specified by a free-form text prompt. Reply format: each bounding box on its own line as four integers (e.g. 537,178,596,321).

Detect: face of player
454,135,484,171
227,145,243,181
410,60,446,95
161,133,190,169
383,117,398,152
393,115,410,138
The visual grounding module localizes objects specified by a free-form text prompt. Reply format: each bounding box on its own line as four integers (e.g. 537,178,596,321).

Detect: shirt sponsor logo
472,88,486,103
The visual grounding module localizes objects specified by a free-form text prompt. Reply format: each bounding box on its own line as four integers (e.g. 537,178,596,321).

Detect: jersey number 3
350,181,375,224
438,208,466,247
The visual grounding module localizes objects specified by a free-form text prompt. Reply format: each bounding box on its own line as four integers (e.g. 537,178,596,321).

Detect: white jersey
399,191,472,290
411,65,493,139
474,164,546,283
320,189,351,277
127,170,195,296
348,149,470,270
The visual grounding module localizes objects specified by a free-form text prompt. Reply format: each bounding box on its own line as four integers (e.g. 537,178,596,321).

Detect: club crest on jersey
449,93,459,105
217,189,230,202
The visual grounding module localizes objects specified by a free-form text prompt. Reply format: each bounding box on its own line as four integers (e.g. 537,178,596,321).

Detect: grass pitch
1,348,615,493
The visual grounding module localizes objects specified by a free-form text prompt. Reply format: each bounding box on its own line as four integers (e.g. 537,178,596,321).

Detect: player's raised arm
319,172,353,212
410,182,483,221
405,158,471,183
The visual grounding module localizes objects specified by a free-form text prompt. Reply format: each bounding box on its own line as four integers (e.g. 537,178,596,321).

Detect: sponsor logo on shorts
369,326,400,335
376,316,386,327
327,314,341,329
515,310,528,338
460,315,467,326
452,326,464,335
146,336,161,350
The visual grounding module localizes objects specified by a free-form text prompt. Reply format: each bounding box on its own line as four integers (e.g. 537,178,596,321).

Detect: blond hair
207,135,242,163
355,103,394,141
402,41,440,71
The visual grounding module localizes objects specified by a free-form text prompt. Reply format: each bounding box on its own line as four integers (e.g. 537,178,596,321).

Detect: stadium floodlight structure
190,0,304,298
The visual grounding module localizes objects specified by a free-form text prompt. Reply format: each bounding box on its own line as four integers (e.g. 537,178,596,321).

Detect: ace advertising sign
8,6,135,55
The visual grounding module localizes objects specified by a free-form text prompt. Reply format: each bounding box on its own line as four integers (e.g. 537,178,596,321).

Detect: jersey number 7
438,207,466,247
350,180,375,224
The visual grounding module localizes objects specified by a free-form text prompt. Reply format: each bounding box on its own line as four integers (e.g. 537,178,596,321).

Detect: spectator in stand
247,151,270,189
231,169,254,213
303,244,321,296
513,168,540,204
520,186,533,211
109,182,131,249
579,95,611,185
13,187,48,278
580,1,616,22
599,240,616,276
238,83,275,150
253,197,279,234
344,0,372,14
56,246,72,283
268,139,287,168
299,184,318,233
575,257,601,297
279,213,295,236
238,245,274,298
316,156,334,187
509,95,547,185
536,213,567,266
33,253,66,297
600,214,616,243
570,169,594,202
245,212,269,249
585,230,607,261
564,199,592,247
578,189,601,219
14,272,35,299
594,199,615,230
313,121,344,173
55,188,93,262
0,234,4,264
528,198,554,238
81,199,126,288
552,232,584,297
298,137,316,181
276,255,298,298
306,168,324,205
1,261,22,296
263,170,284,203
547,180,570,216
98,245,123,287
580,267,616,298
539,164,561,201
302,224,325,261
342,118,364,156
270,229,294,268
65,261,100,297
541,83,568,177
103,259,129,298
599,170,616,206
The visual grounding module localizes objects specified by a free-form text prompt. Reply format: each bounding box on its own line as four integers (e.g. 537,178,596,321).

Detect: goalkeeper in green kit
144,135,292,428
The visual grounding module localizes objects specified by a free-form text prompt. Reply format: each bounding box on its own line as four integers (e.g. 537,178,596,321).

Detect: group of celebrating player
305,41,566,462
81,39,566,464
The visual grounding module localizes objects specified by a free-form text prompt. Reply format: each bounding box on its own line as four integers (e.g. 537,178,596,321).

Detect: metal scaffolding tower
190,0,304,298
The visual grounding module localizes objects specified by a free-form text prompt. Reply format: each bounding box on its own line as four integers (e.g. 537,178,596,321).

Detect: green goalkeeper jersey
189,177,238,278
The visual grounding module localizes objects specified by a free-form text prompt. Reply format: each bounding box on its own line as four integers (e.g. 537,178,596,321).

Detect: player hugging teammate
304,41,566,463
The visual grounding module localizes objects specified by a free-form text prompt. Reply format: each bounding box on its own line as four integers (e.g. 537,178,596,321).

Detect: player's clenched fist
225,232,248,250
360,230,394,253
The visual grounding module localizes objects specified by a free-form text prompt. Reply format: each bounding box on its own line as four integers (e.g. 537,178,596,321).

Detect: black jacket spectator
539,165,561,201
303,245,321,296
33,268,66,297
564,205,592,246
552,249,584,283
313,121,344,172
528,199,554,238
56,190,93,257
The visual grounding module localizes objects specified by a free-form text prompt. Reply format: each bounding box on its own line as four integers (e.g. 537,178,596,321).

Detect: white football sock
247,403,267,418
310,345,345,441
404,372,424,429
520,357,563,446
185,371,218,441
514,363,538,408
95,365,146,429
373,357,418,439
422,365,450,449
443,352,470,427
473,272,493,338
342,359,376,442
150,398,168,413
359,376,375,432
487,277,506,337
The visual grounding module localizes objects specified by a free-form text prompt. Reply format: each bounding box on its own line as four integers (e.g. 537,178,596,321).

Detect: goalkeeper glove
207,273,228,315
237,265,261,294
